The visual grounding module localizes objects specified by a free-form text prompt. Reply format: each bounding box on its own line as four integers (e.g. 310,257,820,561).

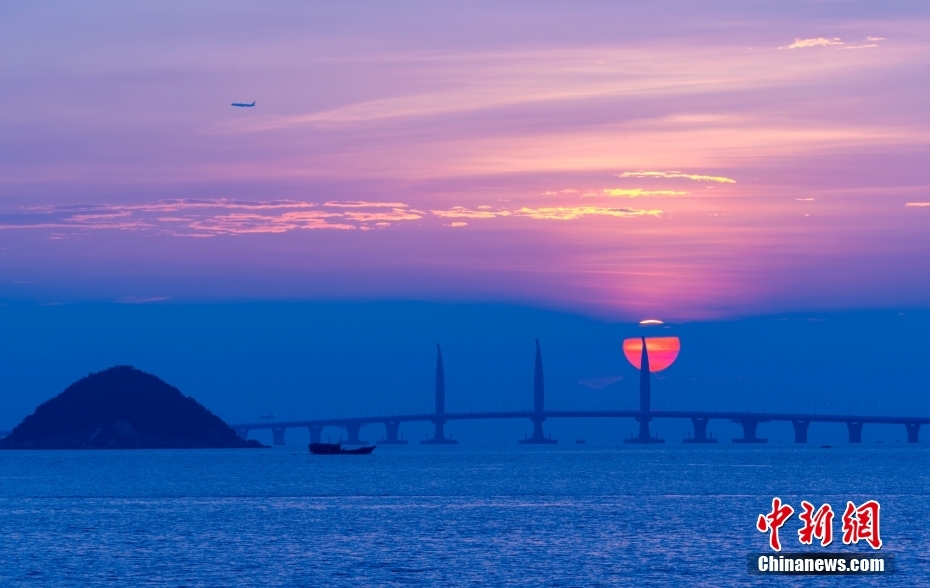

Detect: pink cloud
617,171,736,183
323,201,410,208
431,207,512,219
780,37,844,50
514,206,662,220
342,209,424,222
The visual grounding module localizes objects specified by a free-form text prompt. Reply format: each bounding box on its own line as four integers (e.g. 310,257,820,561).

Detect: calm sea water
0,445,927,586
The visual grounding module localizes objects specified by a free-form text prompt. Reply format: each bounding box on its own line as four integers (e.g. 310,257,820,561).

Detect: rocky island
0,366,264,449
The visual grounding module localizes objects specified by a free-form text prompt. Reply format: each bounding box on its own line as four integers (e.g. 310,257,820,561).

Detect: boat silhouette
309,442,375,455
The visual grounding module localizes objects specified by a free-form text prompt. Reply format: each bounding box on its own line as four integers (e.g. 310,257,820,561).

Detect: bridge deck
231,410,930,431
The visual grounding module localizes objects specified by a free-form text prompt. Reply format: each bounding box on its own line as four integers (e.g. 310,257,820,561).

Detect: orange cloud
188,211,354,234
431,207,512,219
323,201,410,208
781,37,844,50
617,171,736,183
602,189,688,197
343,208,424,222
0,199,424,235
514,206,662,220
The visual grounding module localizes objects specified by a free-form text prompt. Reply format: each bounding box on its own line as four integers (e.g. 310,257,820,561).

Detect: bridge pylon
625,336,664,444
519,339,557,444
422,344,457,445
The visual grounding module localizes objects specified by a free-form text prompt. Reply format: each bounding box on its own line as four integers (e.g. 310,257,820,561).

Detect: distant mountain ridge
0,366,264,449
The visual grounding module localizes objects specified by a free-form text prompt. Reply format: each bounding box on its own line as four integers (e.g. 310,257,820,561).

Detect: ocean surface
0,444,927,586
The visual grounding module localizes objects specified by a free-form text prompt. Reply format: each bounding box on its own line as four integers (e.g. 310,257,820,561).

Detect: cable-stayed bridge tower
518,339,557,444
422,344,458,444
625,336,664,444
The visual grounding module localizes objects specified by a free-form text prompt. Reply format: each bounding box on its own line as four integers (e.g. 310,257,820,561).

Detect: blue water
0,445,927,586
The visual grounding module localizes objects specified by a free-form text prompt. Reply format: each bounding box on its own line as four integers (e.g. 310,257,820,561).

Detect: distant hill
0,366,264,449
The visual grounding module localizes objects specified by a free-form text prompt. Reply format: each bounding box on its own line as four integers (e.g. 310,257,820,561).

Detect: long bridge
230,340,927,446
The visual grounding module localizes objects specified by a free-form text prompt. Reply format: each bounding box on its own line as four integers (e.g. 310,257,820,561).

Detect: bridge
230,340,927,446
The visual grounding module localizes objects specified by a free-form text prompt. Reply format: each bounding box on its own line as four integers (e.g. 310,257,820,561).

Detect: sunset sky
2,1,928,319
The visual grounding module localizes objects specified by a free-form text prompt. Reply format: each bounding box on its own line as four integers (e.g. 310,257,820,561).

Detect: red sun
623,337,681,372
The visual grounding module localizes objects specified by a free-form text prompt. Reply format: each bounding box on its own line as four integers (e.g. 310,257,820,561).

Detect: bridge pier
519,341,557,444
422,419,457,444
791,420,810,443
519,415,558,444
732,418,767,443
846,422,863,443
381,421,408,444
683,417,717,443
905,423,920,443
271,427,286,446
234,427,249,441
342,423,368,446
307,426,323,444
625,416,665,444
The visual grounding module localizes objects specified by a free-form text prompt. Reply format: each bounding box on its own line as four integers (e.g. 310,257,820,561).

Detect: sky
1,1,928,319
0,2,928,442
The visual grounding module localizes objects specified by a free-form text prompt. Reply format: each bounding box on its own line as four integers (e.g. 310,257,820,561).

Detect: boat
309,442,375,455
575,439,586,444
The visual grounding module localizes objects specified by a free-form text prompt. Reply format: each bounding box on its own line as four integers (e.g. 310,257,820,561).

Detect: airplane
260,414,275,420
231,101,256,108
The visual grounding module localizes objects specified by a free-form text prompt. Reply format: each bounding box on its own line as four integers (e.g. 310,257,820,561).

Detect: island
0,366,265,449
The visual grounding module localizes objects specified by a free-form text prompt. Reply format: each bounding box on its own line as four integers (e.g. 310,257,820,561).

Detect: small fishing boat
309,442,375,455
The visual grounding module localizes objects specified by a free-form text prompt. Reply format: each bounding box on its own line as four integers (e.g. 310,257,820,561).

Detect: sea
0,444,927,586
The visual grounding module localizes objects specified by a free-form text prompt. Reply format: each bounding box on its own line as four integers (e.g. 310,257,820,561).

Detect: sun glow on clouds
616,171,736,184
780,36,885,50
188,211,354,234
431,207,512,219
514,207,662,220
430,205,662,221
343,209,424,222
0,199,665,237
323,201,409,208
905,202,930,207
602,189,688,197
0,200,423,236
781,37,845,50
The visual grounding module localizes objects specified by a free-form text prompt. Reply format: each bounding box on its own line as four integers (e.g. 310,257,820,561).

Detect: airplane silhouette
231,101,256,107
